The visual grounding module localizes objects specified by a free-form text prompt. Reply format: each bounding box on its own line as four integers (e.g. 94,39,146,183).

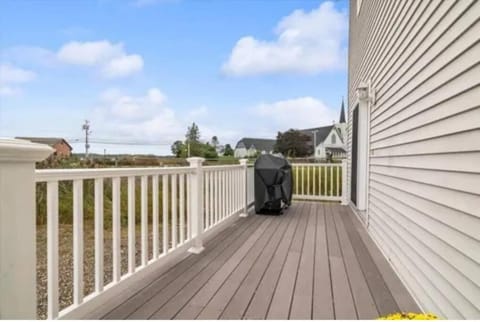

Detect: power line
67,137,172,146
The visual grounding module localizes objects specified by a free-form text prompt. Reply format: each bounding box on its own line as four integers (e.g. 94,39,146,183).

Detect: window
332,134,336,144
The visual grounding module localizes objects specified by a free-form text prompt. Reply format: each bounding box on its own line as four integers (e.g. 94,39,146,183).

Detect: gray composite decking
102,202,419,320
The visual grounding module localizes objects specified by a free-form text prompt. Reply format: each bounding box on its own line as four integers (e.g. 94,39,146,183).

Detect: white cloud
253,96,338,131
94,88,183,142
102,54,144,78
57,40,143,78
222,1,347,76
0,86,21,96
0,63,36,96
187,106,208,120
57,41,123,65
0,63,36,83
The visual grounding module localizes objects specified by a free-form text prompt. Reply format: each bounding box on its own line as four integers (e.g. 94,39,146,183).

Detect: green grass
36,177,187,226
291,165,343,198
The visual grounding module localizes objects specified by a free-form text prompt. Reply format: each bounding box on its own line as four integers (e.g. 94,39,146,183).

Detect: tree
171,140,184,157
211,136,219,148
223,144,234,156
203,143,218,159
274,129,312,157
185,122,200,143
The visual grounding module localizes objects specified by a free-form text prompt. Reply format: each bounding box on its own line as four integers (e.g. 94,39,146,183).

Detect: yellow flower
377,312,438,320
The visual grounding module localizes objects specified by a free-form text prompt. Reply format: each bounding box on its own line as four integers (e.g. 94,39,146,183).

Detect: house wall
53,142,71,158
315,128,347,159
234,147,248,158
348,0,480,319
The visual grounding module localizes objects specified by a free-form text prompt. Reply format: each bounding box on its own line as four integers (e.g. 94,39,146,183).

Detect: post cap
0,138,54,162
186,157,205,167
239,159,248,165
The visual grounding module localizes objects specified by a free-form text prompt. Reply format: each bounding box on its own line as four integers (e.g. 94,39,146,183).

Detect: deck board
266,202,309,319
100,201,419,320
312,203,334,319
332,204,379,319
220,204,298,320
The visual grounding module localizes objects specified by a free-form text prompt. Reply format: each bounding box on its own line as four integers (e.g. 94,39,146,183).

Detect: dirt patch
36,223,163,319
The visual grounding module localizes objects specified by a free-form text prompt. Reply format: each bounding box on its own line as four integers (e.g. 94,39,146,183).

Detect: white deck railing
32,158,251,319
0,138,345,320
292,161,347,202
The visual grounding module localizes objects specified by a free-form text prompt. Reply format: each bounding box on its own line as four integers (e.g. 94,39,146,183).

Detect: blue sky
0,0,348,155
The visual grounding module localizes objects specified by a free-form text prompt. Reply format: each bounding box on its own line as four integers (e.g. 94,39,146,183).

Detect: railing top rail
291,163,341,166
35,166,195,182
203,164,243,171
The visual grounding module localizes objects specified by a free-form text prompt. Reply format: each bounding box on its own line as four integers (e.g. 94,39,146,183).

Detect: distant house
234,138,276,158
16,137,72,158
300,100,347,160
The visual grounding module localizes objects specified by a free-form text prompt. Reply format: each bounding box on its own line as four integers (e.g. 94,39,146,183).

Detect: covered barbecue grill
254,154,293,214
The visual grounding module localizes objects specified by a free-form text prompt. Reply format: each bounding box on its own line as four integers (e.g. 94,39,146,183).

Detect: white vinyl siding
348,0,480,319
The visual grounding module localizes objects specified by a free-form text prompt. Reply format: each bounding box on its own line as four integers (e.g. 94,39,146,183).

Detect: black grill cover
254,155,293,214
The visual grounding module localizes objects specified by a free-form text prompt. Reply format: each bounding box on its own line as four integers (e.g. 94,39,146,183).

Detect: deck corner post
0,138,52,319
239,159,249,217
341,159,348,206
187,157,205,254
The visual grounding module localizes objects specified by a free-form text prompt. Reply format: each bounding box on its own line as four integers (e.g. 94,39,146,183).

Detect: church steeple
339,97,346,123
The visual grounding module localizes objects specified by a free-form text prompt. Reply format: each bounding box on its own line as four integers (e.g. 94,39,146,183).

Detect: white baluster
94,178,104,292
330,166,333,196
112,177,121,282
341,159,348,205
307,164,310,195
152,175,159,258
127,176,135,273
208,171,215,226
47,181,59,319
163,174,169,253
205,172,210,229
141,176,148,266
336,165,340,197
73,179,84,304
171,174,177,248
215,170,219,223
301,165,305,196
179,174,185,243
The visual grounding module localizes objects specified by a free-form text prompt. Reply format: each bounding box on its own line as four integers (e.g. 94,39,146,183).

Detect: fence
0,138,346,319
291,161,347,202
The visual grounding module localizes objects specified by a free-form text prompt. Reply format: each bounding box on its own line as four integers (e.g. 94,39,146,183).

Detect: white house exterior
302,102,347,160
348,0,480,319
234,138,276,158
312,125,347,159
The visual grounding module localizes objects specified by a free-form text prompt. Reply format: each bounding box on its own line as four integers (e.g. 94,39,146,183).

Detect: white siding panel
348,0,480,318
372,129,480,157
369,180,480,242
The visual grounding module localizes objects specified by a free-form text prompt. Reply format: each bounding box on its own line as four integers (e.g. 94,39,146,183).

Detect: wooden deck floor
102,202,419,320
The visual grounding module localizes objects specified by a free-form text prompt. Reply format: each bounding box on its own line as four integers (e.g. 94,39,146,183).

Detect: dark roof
339,98,346,123
235,138,276,152
298,125,334,146
326,147,346,153
16,137,73,150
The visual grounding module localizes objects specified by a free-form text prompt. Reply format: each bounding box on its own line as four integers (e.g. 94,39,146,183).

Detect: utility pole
82,120,91,159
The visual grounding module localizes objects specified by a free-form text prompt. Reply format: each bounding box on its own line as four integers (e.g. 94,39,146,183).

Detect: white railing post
239,159,249,217
341,159,348,205
0,138,52,319
187,157,205,254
